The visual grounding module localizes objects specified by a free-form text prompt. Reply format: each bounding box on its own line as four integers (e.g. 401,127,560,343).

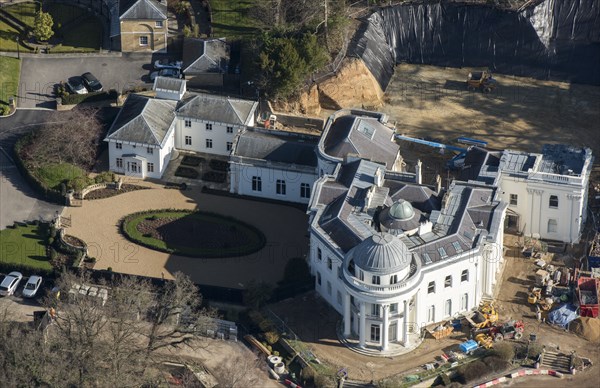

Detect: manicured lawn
0,21,25,53
35,162,87,191
4,2,38,27
0,2,102,52
53,21,102,52
0,56,20,106
122,210,266,258
209,0,263,39
0,224,52,270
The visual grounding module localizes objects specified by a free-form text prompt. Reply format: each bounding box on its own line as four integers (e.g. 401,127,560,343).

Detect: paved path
62,181,310,288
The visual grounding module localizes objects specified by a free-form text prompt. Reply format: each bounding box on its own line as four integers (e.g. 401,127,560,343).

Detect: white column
343,293,351,336
382,304,389,351
359,302,366,348
402,300,409,346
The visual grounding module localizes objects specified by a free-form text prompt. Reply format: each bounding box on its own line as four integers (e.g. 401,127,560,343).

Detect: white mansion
105,82,592,354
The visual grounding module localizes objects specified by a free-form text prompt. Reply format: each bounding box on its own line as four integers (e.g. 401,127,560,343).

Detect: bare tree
212,352,266,388
142,272,218,372
24,108,104,169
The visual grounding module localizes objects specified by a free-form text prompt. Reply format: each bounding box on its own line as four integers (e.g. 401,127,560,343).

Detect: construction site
262,1,600,386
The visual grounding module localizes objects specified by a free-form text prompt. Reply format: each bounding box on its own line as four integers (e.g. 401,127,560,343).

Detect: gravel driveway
62,180,310,288
17,53,166,109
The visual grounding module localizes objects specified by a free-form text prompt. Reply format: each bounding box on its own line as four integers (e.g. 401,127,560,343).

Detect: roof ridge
227,99,244,124
140,99,162,146
143,0,167,18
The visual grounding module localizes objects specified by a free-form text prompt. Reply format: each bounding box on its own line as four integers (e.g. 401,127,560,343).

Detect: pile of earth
570,317,600,342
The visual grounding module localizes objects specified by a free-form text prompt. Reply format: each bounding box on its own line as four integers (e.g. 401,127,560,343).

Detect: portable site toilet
459,340,478,354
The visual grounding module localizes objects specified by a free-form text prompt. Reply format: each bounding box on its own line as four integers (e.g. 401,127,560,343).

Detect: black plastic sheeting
348,0,600,90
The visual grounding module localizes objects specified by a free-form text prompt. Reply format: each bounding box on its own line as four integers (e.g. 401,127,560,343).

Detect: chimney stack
415,159,422,185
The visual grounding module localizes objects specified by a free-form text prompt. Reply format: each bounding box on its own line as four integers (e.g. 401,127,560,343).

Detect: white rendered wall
230,163,317,204
175,118,243,156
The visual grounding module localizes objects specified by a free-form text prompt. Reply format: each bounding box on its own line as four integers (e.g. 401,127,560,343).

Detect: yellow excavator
466,301,499,329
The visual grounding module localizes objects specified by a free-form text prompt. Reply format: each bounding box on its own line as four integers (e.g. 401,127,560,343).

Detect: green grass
0,2,101,52
209,0,263,39
53,21,102,52
4,2,38,27
0,21,27,53
34,162,87,191
0,224,52,270
0,56,20,106
122,210,266,258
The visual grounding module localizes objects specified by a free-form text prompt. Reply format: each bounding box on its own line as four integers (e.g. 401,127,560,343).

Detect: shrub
61,90,118,105
528,343,543,359
490,342,515,362
482,356,511,373
0,105,10,116
48,237,54,246
264,331,280,345
456,360,488,385
174,1,191,14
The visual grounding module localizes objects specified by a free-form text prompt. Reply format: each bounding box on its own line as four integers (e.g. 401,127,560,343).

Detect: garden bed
121,210,266,258
85,184,149,200
181,155,205,167
202,171,226,183
209,159,229,171
175,166,199,179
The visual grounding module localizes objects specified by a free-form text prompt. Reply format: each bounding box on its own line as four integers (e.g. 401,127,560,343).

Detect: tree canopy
257,30,329,99
33,10,54,42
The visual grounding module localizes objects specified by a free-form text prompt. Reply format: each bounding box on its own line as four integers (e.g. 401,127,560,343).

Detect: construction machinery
474,333,494,349
465,301,499,329
466,71,498,93
528,287,542,304
489,320,524,341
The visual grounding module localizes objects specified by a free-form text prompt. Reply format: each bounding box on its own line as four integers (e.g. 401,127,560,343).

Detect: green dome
389,200,415,221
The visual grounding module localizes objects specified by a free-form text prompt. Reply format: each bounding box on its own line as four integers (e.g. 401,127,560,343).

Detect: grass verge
0,56,20,107
34,162,87,191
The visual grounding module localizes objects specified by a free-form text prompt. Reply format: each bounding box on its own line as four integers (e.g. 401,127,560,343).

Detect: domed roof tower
347,233,411,275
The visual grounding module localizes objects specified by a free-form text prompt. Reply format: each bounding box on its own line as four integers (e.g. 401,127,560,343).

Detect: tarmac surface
61,180,310,287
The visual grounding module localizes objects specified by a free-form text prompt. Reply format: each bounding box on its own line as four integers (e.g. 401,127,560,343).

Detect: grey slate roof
322,114,399,169
182,38,229,74
311,157,504,265
153,76,186,95
105,94,176,146
120,0,166,20
177,94,257,125
233,129,318,166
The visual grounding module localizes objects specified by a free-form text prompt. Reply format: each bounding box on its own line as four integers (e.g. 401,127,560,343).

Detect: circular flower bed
121,210,266,258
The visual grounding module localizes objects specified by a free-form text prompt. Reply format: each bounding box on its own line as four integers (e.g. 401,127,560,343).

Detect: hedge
60,89,118,105
0,261,56,279
14,134,65,205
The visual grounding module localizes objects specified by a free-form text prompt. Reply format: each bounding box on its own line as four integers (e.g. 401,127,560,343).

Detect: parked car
22,275,43,298
154,59,183,70
81,72,103,92
66,76,88,95
150,68,182,82
0,272,23,296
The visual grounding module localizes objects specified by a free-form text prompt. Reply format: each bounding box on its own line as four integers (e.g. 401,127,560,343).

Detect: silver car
22,275,43,298
0,272,23,296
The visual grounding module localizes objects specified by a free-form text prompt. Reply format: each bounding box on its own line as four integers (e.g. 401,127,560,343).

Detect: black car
81,72,103,92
